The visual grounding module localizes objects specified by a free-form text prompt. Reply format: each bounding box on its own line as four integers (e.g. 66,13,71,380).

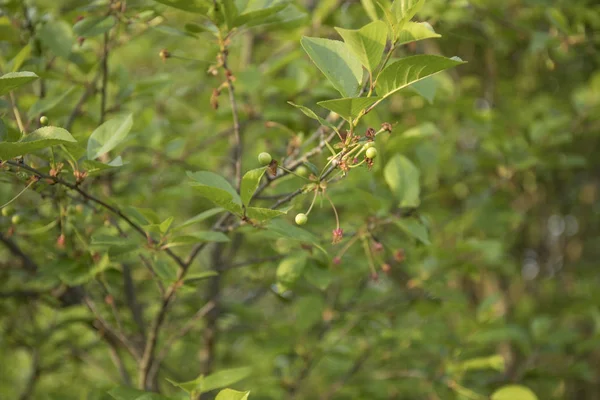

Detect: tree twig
5,161,187,270
146,300,216,384
0,233,38,273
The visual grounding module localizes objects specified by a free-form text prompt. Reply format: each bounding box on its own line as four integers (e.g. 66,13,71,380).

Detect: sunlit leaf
0,71,39,96
0,126,77,159
87,114,133,160
301,37,363,97
335,20,388,73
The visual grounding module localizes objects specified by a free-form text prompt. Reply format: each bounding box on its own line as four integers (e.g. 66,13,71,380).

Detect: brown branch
5,161,187,270
122,264,146,339
221,45,243,191
84,296,141,360
65,72,101,131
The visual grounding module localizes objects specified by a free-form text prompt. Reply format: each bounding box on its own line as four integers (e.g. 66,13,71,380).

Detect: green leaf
384,154,420,208
0,119,6,142
10,44,32,72
277,253,307,286
91,234,137,247
152,0,211,13
300,37,363,97
397,21,441,45
376,55,465,100
0,126,77,160
220,0,238,29
360,0,382,21
241,168,266,207
163,231,230,249
73,16,117,38
187,171,243,215
187,171,240,202
335,20,388,73
246,207,287,221
265,220,325,256
491,385,538,400
304,264,332,290
0,71,39,96
376,1,400,40
184,271,219,283
184,23,211,34
39,21,74,59
202,367,252,393
216,389,250,400
107,387,172,400
160,216,174,234
28,87,76,119
234,2,289,28
87,114,134,160
174,208,225,231
81,157,123,175
453,354,505,373
166,376,202,393
287,102,338,130
394,217,430,244
153,260,178,282
317,97,381,121
392,0,426,29
410,76,438,103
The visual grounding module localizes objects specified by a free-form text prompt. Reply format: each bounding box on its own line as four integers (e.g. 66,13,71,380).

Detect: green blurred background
1,0,599,399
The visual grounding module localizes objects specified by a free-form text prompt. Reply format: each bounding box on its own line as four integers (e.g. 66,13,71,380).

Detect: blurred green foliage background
1,0,599,399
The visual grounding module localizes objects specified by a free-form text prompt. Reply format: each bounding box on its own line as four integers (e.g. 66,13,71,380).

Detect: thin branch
108,344,132,386
0,233,38,273
221,45,243,191
83,296,141,360
5,161,187,270
9,92,26,133
122,264,146,339
65,71,101,131
146,300,216,384
100,32,110,124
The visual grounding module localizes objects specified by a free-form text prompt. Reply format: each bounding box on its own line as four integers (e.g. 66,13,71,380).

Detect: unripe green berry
1,205,15,217
295,213,308,225
363,141,375,150
258,152,272,166
11,214,21,225
366,147,377,159
296,166,308,177
40,116,49,126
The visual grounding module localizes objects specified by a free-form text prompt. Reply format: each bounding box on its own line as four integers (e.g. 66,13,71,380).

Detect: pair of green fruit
1,206,20,224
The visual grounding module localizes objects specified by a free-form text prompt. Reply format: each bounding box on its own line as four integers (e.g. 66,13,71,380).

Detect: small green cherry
39,116,49,126
296,166,308,177
258,152,272,166
295,213,308,225
1,205,15,217
366,147,378,159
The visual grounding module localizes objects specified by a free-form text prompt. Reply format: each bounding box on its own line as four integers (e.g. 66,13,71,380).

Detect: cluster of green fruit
1,205,21,225
257,142,377,227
